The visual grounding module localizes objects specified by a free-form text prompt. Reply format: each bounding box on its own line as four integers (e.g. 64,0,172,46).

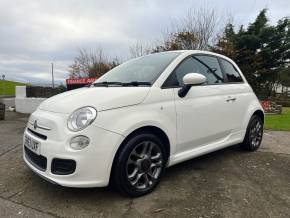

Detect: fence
26,86,66,98
16,86,65,114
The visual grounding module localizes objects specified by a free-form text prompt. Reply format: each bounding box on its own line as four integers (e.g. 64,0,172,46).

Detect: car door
219,58,251,133
163,55,236,153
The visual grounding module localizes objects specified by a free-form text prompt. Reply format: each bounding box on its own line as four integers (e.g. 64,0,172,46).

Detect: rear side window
220,59,243,83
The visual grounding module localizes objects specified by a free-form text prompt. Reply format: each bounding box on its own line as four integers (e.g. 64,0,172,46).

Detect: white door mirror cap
183,73,206,86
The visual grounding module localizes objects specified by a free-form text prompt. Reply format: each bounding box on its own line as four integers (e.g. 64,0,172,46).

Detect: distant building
275,84,290,96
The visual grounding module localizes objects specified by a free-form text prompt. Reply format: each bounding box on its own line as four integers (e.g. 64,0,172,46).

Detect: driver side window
163,56,224,87
175,58,201,86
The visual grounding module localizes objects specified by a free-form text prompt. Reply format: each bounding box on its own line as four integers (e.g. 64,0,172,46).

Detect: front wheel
111,133,166,197
240,115,263,151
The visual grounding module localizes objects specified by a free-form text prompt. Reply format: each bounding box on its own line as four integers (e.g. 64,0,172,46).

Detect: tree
129,41,151,58
152,7,219,52
152,31,198,52
69,48,119,78
234,10,269,92
247,9,268,35
213,9,290,96
254,16,290,95
212,23,236,58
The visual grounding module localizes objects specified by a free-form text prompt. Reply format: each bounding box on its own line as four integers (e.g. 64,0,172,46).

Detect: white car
23,50,264,197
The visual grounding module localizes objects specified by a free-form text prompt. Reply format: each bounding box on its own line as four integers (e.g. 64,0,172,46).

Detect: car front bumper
23,109,124,188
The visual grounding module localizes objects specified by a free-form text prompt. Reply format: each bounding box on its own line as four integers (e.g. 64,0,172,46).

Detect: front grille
24,146,47,171
51,158,76,175
27,128,47,140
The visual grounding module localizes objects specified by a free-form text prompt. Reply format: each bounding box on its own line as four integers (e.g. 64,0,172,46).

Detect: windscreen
95,52,181,85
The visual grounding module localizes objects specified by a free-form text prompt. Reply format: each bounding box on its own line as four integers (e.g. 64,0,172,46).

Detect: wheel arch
114,125,170,163
242,98,265,131
252,109,264,124
109,125,171,184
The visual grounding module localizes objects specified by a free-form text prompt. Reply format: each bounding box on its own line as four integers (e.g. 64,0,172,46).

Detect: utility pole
51,63,55,88
1,74,5,95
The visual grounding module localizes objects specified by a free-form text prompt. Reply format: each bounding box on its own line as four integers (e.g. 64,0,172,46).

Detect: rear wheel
111,132,166,197
241,115,263,151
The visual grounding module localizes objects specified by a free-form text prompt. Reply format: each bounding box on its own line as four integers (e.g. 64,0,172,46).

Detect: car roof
160,50,239,68
161,50,229,59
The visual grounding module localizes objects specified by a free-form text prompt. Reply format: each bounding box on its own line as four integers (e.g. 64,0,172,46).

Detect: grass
265,107,290,131
0,80,27,96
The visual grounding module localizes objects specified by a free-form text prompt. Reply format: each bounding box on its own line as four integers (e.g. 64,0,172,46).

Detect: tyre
111,132,166,197
240,114,263,151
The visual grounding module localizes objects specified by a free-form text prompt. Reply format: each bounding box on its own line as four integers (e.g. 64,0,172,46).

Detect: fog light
70,136,90,150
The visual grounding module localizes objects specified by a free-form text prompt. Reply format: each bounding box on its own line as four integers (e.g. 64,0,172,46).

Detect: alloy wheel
126,140,163,190
249,118,263,148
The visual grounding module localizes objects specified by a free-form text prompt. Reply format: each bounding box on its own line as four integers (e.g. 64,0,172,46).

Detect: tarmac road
0,112,289,218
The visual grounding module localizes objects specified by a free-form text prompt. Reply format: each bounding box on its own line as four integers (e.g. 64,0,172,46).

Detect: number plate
24,134,41,155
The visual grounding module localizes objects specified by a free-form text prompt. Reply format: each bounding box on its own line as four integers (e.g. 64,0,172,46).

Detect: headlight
67,107,97,131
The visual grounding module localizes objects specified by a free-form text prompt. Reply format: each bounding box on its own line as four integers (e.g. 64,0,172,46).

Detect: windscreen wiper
121,81,151,86
93,81,151,87
93,81,123,87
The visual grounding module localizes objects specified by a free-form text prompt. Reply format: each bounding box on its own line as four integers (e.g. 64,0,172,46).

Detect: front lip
23,157,59,186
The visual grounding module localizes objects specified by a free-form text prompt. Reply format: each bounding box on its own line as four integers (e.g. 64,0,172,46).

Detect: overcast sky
0,0,289,85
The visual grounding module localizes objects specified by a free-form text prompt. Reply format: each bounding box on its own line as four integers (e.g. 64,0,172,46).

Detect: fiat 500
23,50,264,197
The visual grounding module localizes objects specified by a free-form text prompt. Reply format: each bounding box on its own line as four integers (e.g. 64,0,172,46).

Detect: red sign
260,100,270,112
66,78,96,85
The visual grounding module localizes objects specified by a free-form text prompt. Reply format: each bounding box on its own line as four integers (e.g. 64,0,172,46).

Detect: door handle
226,97,236,102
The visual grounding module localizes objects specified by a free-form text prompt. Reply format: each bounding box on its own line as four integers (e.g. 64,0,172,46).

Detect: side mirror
183,73,206,86
178,73,206,98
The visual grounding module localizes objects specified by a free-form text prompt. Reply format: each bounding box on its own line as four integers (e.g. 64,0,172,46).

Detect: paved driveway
0,112,289,218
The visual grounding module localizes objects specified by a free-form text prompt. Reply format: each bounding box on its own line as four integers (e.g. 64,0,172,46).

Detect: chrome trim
28,121,52,131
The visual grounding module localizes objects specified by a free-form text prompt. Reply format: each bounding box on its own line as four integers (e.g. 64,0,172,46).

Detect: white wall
15,97,46,114
0,98,15,109
15,86,46,114
16,86,26,98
